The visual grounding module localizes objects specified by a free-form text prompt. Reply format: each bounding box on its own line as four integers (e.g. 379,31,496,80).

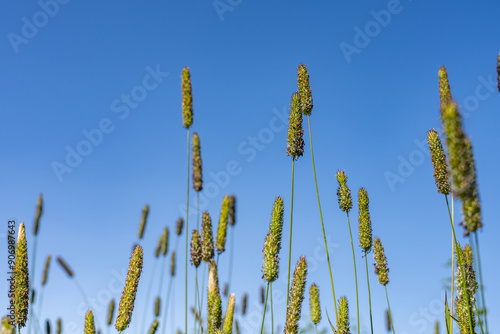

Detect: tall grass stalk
471,232,488,334
185,128,190,334
346,213,360,334
34,255,51,334
363,256,373,334
259,283,269,334
286,159,295,308
384,287,395,334
28,194,42,334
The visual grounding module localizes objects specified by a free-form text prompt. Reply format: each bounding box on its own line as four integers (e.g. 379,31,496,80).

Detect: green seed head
286,92,304,160
357,188,372,253
427,129,451,195
460,193,482,236
30,289,35,304
56,257,73,278
46,319,51,334
190,229,202,268
216,195,230,254
41,254,51,286
14,222,29,328
138,204,149,239
386,309,391,332
438,66,452,112
262,196,285,283
115,245,143,332
2,316,15,334
207,260,222,334
309,283,321,326
148,320,159,334
162,227,169,257
107,299,115,326
284,256,308,334
223,293,235,334
56,318,61,334
373,237,389,286
297,64,313,116
154,296,160,317
34,193,43,235
241,294,247,316
454,243,478,333
182,67,193,128
338,297,351,334
170,251,176,277
434,320,439,334
192,132,203,192
84,310,96,334
201,211,215,262
336,170,353,213
176,218,184,236
228,195,236,226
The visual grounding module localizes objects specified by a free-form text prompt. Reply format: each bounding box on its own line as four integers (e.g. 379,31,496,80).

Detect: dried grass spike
107,299,115,325
56,257,73,278
228,195,236,226
176,218,184,236
190,229,202,268
138,204,149,239
14,222,29,328
170,251,176,277
57,318,61,334
241,294,247,316
162,227,169,257
34,193,43,235
41,254,51,286
46,319,51,334
216,195,230,254
154,297,160,317
497,52,500,92
148,320,159,334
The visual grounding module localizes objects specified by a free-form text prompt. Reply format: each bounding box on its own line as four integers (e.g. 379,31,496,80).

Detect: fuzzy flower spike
373,238,389,286
182,67,193,128
357,187,372,253
262,196,285,283
14,222,29,329
286,92,304,160
284,256,308,334
336,170,352,213
216,195,230,254
427,129,450,195
192,132,203,192
297,64,313,115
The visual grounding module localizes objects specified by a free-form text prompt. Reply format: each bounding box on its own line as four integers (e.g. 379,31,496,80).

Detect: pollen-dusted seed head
56,318,61,334
269,196,284,248
115,245,143,332
14,222,29,328
262,196,285,283
223,293,235,334
192,132,203,192
207,260,222,334
297,64,313,116
216,195,230,254
286,92,305,160
373,237,389,286
138,204,149,239
336,170,353,213
182,67,193,128
46,319,51,334
454,243,478,333
497,52,500,92
41,254,51,286
228,195,236,226
176,218,184,236
357,188,372,253
427,129,451,195
438,66,452,111
284,256,308,334
56,257,73,278
201,211,215,262
161,227,169,257
190,229,202,268
170,251,176,277
148,320,159,334
154,296,160,317
84,310,96,334
34,193,43,235
241,294,247,316
338,297,351,334
309,283,321,326
107,299,115,326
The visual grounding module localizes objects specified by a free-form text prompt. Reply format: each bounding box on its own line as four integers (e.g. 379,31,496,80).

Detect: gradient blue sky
1,1,499,333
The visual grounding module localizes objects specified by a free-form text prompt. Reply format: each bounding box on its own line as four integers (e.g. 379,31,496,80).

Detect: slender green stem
197,192,200,230
385,286,395,334
345,213,360,334
260,283,270,334
228,226,235,295
473,300,485,334
194,269,198,334
74,278,102,331
28,235,38,334
185,129,190,334
34,286,45,334
307,115,339,328
271,283,274,334
141,259,159,331
286,159,295,308
315,325,318,334
364,253,373,334
474,232,488,334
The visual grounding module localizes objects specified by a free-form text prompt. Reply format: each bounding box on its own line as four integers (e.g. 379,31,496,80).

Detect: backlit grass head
161,227,169,257
138,204,149,240
192,132,203,192
207,260,222,334
176,218,184,237
182,67,193,129
2,316,16,334
42,254,51,286
286,92,304,160
115,245,143,332
34,193,43,235
284,256,308,334
427,129,450,195
309,283,321,326
262,196,284,283
216,195,230,254
357,187,372,253
57,318,61,334
84,310,96,334
438,66,452,112
338,296,351,334
241,294,247,316
228,195,236,226
373,237,389,286
223,293,235,334
190,229,202,268
14,222,29,328
107,299,115,326
154,297,160,317
148,320,159,334
454,243,478,333
336,170,352,213
297,64,313,116
56,257,73,278
201,211,215,262
170,251,176,277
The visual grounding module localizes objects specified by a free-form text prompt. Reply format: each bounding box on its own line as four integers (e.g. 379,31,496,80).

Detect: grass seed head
162,227,169,257
148,320,159,334
228,195,236,226
427,129,451,195
286,92,304,160
260,286,265,305
386,309,391,332
34,193,43,235
284,256,308,334
154,296,160,317
46,319,50,334
115,245,143,332
223,293,235,334
234,320,240,334
107,299,115,325
241,294,247,316
338,296,351,334
373,237,389,286
309,283,321,326
57,318,61,334
357,187,372,253
190,229,202,268
170,251,176,277
41,254,51,286
208,260,222,334
176,218,184,236
438,66,452,112
193,132,203,192
454,243,478,334
182,67,193,128
223,283,229,298
336,170,353,213
2,316,15,334
297,64,313,116
138,204,149,239
84,310,96,334
14,222,29,328
202,211,215,262
262,196,285,283
216,195,230,254
56,257,73,278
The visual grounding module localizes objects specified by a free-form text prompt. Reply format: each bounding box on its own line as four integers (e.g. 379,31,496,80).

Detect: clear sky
1,1,499,333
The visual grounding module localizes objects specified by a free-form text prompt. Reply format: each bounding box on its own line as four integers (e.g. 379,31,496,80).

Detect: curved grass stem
346,213,360,334
364,253,374,334
185,128,190,334
286,159,295,308
260,283,270,334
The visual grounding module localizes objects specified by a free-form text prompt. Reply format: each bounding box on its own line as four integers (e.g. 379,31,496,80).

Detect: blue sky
1,1,499,333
